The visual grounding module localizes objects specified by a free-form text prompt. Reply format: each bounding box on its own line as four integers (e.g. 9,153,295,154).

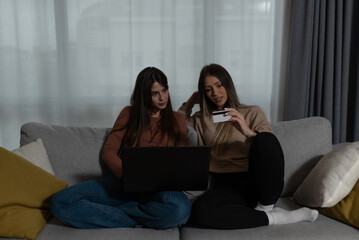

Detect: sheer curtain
0,0,288,150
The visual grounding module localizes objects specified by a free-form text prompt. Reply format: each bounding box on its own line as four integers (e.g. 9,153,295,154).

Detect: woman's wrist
183,101,195,111
245,130,258,142
246,131,257,138
179,102,193,117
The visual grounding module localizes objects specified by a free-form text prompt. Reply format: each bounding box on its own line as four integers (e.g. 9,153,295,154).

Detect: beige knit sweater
179,104,273,173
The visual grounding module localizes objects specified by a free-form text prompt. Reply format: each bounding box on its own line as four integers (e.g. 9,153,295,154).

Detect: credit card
213,110,231,123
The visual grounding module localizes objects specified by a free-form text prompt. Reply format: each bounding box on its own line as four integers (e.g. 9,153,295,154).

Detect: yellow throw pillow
0,147,68,240
319,180,359,229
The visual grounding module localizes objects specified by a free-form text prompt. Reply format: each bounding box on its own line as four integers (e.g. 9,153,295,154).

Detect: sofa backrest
272,117,332,196
20,122,109,186
20,117,332,196
20,123,198,186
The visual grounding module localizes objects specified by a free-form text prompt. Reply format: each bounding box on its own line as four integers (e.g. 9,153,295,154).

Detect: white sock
254,202,274,212
266,207,319,225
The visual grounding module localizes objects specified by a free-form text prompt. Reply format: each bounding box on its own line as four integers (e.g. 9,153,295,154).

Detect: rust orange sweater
102,106,187,179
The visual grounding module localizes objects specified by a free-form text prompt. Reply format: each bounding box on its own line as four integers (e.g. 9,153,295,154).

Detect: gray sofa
6,117,359,239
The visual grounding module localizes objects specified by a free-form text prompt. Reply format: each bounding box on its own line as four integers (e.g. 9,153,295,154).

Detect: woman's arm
101,132,124,179
178,91,200,126
101,107,130,179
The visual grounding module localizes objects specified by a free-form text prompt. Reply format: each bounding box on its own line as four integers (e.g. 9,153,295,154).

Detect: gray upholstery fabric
271,117,332,196
20,122,110,186
36,218,180,240
186,126,198,146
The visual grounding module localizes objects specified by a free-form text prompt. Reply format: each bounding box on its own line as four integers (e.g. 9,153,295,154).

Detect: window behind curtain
0,0,286,149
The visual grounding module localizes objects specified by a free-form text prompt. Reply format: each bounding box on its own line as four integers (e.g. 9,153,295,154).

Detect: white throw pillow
293,142,359,208
12,138,54,175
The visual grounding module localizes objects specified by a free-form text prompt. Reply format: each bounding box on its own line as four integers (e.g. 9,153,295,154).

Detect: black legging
191,132,284,229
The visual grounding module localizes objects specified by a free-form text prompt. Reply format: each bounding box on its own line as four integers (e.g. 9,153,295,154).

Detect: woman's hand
225,108,257,138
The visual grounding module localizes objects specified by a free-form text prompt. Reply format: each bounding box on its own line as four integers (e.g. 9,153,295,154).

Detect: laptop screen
121,146,211,192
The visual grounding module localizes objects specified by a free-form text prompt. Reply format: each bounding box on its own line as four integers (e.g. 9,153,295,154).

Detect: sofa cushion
271,117,332,196
293,142,359,207
35,218,180,240
0,146,68,240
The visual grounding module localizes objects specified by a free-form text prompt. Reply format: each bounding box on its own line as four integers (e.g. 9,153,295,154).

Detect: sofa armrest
332,142,350,150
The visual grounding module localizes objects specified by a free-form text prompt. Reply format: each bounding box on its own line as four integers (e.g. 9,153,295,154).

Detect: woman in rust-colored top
51,67,191,230
180,63,318,229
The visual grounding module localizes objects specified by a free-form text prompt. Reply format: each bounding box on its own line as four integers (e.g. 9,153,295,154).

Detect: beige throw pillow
12,138,54,175
293,142,359,208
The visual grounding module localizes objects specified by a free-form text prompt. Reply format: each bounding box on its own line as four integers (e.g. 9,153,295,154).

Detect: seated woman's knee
161,192,192,228
50,191,68,219
253,132,277,144
191,191,218,226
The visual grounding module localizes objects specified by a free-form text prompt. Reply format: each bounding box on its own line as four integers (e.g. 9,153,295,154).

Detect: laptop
121,146,211,192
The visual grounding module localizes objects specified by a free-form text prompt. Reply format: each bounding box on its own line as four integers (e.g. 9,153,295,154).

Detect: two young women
51,64,318,230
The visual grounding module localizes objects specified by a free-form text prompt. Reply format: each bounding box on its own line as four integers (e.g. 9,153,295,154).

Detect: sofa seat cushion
34,218,180,240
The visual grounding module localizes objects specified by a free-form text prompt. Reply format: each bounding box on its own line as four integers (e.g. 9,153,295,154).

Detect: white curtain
0,0,288,150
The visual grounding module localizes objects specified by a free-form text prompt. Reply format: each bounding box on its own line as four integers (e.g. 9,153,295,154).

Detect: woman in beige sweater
179,63,318,229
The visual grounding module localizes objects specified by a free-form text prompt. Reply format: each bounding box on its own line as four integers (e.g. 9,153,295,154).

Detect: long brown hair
118,67,181,147
198,63,242,153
